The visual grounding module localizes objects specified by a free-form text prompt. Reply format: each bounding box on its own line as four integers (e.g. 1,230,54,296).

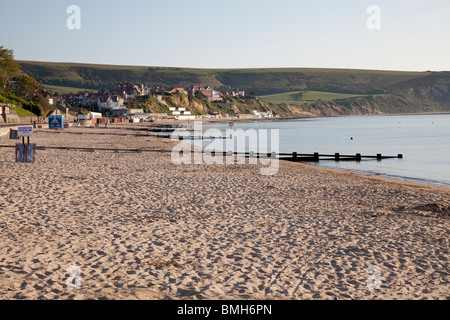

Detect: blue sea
191,114,450,187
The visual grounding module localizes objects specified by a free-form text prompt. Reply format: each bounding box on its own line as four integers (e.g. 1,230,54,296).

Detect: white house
169,107,196,120
252,110,273,118
97,94,125,110
210,90,223,102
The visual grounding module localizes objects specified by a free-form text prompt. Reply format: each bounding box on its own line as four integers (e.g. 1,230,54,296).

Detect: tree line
0,46,46,116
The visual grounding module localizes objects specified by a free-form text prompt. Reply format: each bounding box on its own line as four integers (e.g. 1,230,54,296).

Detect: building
187,85,212,97
97,94,125,110
47,96,64,107
186,85,223,102
205,112,220,119
169,107,196,120
252,110,273,118
82,93,98,106
87,112,103,120
115,83,148,100
151,85,165,94
60,91,98,108
210,90,223,102
167,87,188,95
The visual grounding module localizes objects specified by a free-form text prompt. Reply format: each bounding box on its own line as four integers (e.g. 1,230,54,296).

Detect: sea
186,113,450,187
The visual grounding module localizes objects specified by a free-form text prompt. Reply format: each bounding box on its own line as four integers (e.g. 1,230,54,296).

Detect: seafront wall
0,123,51,138
0,126,18,138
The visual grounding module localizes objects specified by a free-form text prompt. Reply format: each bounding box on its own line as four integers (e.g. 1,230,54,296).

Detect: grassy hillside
42,84,92,95
19,61,431,95
10,106,35,117
259,90,388,105
19,61,225,92
17,61,450,117
0,92,46,117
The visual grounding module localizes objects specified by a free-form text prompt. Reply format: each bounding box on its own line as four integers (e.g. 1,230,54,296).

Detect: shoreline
191,111,450,125
161,127,450,190
2,110,449,128
109,121,450,193
307,162,450,190
292,160,450,194
166,111,450,127
157,116,450,190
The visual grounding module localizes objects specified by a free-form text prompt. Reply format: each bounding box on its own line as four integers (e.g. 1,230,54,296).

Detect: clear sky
1,0,449,71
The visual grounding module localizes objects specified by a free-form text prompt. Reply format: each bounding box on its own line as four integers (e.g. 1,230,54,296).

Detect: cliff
128,94,291,117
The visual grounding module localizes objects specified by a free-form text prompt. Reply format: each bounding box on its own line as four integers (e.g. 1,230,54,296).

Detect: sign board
49,115,64,129
229,122,234,128
18,127,33,137
15,144,36,163
10,129,19,140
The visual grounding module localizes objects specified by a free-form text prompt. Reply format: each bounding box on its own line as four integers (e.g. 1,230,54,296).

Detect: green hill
17,60,450,117
259,90,390,105
19,60,431,95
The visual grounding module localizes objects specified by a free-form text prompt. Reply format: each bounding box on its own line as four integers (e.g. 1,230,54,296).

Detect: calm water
191,114,450,187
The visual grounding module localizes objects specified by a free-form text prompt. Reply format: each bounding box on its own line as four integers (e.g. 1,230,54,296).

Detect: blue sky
1,0,449,71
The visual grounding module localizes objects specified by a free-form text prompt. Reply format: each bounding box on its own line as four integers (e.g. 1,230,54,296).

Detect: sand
0,123,448,300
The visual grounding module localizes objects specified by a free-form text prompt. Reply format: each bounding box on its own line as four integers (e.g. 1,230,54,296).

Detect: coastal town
1,80,275,125
41,83,273,122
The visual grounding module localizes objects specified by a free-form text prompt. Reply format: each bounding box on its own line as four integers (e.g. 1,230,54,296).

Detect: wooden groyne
148,128,192,133
154,134,231,140
39,130,150,137
0,143,402,162
0,125,403,161
0,144,170,154
196,151,403,162
277,152,403,162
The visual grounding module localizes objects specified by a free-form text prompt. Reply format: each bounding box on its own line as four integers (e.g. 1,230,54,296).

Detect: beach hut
88,112,103,120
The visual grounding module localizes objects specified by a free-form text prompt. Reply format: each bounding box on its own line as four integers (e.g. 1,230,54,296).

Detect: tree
0,46,20,90
38,93,51,114
14,74,42,99
194,90,206,99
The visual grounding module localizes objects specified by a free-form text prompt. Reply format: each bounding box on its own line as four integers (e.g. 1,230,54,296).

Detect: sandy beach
0,123,448,300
